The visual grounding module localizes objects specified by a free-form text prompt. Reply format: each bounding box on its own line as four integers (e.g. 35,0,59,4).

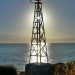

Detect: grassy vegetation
53,60,75,75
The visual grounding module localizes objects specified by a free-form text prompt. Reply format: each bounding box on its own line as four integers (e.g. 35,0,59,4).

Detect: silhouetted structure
25,0,52,75
25,63,53,75
29,0,48,63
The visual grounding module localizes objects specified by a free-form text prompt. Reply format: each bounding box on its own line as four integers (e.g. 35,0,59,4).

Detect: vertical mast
29,0,48,63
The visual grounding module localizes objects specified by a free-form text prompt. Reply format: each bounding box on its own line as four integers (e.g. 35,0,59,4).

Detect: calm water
0,43,75,71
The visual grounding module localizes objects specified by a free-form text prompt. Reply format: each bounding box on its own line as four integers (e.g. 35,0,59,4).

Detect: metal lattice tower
29,0,48,63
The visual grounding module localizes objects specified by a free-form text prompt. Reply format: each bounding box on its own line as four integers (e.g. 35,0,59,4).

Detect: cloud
0,34,30,43
0,34,75,43
47,37,75,43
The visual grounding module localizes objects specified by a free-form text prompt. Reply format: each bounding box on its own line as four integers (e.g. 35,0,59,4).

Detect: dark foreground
0,60,75,75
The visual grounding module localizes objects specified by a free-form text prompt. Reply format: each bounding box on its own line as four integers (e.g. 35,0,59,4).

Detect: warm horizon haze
0,0,75,43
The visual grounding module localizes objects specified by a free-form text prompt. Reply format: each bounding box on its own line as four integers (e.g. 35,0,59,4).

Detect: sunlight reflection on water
29,43,48,63
0,43,75,71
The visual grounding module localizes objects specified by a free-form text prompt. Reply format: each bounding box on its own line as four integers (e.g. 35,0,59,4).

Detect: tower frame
29,0,48,63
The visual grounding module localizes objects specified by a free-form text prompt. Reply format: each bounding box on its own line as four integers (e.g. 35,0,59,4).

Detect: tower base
25,63,53,75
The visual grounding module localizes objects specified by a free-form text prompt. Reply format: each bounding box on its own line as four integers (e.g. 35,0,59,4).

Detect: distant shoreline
1,42,75,46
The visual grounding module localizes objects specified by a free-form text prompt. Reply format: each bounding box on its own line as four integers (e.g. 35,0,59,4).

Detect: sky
0,0,75,43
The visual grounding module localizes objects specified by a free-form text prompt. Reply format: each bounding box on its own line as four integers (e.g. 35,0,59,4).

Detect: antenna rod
30,0,41,3
30,0,35,3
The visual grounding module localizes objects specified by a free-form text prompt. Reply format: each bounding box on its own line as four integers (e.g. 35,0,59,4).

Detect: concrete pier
25,63,53,75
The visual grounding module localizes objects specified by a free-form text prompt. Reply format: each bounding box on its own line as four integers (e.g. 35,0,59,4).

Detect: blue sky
0,0,75,43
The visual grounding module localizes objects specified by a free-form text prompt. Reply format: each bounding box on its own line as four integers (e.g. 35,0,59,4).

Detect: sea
0,43,75,71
